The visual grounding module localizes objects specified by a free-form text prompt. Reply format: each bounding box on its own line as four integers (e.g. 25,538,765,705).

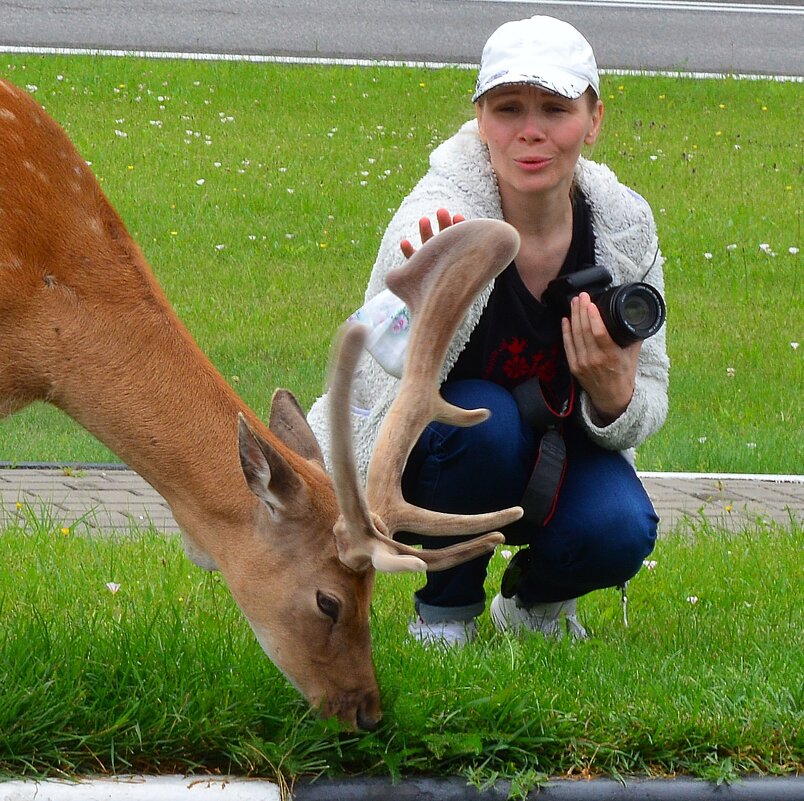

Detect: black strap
512,377,574,430
512,377,574,527
521,428,567,526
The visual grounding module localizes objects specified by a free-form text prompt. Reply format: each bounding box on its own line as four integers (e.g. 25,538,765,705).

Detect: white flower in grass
790,247,799,255
686,595,699,605
196,178,205,186
698,436,707,444
114,129,128,138
791,342,800,350
215,244,225,251
726,243,737,251
643,560,658,570
704,252,713,260
726,367,735,378
106,582,121,594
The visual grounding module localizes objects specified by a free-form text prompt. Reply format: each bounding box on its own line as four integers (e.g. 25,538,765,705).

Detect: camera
545,265,666,348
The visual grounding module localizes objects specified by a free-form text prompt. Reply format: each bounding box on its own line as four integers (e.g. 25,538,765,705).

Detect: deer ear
268,389,326,467
238,413,304,517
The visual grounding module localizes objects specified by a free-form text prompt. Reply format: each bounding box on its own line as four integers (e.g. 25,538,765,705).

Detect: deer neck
34,222,265,542
0,75,285,563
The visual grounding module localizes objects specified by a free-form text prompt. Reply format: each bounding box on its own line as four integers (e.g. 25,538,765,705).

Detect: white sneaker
490,593,588,640
407,617,478,648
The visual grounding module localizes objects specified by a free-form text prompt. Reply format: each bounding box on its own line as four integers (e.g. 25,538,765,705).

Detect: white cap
472,16,600,103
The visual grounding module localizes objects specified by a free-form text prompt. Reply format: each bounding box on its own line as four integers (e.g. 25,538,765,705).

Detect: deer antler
329,219,524,573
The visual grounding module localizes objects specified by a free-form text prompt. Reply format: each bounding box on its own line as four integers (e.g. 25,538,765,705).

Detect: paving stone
0,468,801,536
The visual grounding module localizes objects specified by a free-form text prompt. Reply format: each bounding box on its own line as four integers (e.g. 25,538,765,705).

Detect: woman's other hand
400,208,466,259
562,293,641,424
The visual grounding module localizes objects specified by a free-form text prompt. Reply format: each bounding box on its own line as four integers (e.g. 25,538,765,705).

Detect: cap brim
473,71,590,103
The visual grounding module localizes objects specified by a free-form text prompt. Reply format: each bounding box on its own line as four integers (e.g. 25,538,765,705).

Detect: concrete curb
2,775,802,801
294,776,804,799
0,775,281,800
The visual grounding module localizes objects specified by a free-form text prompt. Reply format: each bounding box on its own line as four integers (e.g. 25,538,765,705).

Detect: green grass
0,510,801,790
0,55,800,473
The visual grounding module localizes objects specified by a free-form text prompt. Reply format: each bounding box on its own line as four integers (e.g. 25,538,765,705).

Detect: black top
448,192,595,404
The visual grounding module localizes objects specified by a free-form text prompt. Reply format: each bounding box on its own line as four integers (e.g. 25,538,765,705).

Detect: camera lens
595,283,666,347
623,291,653,328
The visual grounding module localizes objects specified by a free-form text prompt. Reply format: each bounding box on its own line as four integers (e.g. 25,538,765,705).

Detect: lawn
0,55,800,473
0,511,801,791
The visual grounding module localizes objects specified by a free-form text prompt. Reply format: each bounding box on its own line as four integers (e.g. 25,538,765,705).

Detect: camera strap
512,377,576,527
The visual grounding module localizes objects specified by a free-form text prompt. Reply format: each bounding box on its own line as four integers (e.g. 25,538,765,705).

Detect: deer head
232,219,522,729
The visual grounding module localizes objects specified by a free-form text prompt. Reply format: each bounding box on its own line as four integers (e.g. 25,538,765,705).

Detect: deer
0,76,523,730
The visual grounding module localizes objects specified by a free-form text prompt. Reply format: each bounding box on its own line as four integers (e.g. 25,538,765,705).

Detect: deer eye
316,591,341,623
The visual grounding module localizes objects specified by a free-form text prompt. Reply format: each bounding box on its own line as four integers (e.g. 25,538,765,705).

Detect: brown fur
1,78,526,730
0,77,381,730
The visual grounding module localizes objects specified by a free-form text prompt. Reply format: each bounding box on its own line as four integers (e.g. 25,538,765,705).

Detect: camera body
545,265,666,348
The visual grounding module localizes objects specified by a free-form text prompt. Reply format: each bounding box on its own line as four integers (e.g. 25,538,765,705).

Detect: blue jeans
400,380,658,623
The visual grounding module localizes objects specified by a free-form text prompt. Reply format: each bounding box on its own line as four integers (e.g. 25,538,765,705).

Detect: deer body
0,76,385,727
0,78,277,560
0,77,522,730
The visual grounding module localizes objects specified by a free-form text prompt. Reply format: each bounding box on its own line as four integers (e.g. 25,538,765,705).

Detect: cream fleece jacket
308,119,670,478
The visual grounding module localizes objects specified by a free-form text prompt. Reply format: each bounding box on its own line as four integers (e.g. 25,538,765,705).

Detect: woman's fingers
400,209,466,259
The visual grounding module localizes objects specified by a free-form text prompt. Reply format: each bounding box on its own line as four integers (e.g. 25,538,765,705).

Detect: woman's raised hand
400,208,466,259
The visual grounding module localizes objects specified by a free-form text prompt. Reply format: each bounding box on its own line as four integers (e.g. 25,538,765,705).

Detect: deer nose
356,705,382,732
354,688,383,732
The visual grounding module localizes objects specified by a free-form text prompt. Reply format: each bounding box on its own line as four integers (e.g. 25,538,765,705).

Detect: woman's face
476,84,603,205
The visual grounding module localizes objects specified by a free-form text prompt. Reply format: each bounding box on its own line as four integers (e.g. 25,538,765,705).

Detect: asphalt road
0,0,802,77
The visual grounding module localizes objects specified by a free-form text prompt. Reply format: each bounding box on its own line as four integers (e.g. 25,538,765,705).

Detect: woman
308,15,669,646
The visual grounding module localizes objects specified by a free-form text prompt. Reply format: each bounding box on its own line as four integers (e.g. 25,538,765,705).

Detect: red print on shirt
486,338,560,386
